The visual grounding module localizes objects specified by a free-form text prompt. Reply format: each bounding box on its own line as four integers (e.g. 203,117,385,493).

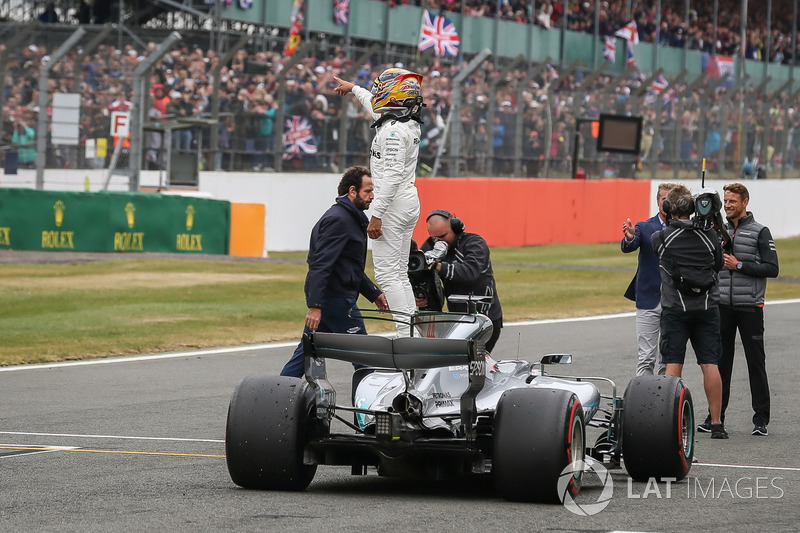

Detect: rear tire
225,375,322,490
493,388,585,503
622,375,694,482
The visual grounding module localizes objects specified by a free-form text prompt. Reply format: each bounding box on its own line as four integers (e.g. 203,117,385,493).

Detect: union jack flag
626,41,636,67
333,0,349,25
603,36,617,63
645,75,676,107
651,74,669,93
614,20,639,44
282,116,318,160
418,10,460,57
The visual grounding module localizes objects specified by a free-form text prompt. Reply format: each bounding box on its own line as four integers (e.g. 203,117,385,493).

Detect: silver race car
226,296,694,503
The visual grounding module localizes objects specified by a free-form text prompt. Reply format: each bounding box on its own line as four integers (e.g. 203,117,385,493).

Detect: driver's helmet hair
370,68,424,115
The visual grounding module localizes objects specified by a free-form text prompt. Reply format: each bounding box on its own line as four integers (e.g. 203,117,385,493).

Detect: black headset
426,209,465,234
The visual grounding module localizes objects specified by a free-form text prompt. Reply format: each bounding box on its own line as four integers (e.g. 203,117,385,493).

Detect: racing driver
334,68,425,337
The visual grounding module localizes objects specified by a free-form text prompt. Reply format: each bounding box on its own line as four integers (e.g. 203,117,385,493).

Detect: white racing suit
353,85,421,336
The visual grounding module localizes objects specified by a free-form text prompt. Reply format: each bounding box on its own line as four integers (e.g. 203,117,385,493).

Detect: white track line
0,342,297,372
0,445,79,459
0,312,647,373
0,431,223,443
510,311,635,326
1,451,62,459
1,300,797,374
694,462,800,473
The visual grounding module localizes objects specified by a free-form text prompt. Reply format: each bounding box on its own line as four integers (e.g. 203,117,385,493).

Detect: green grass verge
2,238,799,366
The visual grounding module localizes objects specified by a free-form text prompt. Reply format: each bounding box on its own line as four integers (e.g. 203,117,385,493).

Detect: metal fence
439,59,800,181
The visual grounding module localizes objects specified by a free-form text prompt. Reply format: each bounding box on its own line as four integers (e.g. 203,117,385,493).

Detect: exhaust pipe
389,393,423,419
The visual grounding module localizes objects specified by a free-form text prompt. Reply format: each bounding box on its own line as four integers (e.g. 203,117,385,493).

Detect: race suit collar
371,112,424,129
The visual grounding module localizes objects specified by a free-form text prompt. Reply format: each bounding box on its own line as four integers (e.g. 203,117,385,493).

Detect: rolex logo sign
54,200,65,227
176,204,202,251
43,199,74,249
125,202,136,228
185,205,195,231
114,202,144,251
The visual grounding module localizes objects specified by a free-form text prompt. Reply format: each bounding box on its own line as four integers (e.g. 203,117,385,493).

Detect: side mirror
540,353,573,365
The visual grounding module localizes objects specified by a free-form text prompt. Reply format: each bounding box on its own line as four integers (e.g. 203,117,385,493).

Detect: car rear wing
307,333,482,369
303,332,486,439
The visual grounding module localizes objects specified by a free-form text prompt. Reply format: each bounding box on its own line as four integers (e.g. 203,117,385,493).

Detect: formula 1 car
225,297,694,503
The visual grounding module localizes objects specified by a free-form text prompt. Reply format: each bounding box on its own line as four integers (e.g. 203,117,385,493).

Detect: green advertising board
0,189,230,254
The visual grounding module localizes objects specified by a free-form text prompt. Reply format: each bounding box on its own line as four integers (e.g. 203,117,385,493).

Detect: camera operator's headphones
426,209,465,234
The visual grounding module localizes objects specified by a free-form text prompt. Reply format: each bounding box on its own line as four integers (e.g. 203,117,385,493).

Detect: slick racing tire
493,388,585,503
622,375,694,482
226,375,323,490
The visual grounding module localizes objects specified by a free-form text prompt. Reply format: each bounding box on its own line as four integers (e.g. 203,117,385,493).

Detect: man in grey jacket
652,185,727,439
697,183,779,437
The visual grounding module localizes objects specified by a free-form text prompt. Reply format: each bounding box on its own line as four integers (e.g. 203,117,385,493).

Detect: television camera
663,158,732,252
408,240,447,311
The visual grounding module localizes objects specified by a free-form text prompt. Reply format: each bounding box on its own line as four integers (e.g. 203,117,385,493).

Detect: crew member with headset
651,185,727,439
416,210,503,353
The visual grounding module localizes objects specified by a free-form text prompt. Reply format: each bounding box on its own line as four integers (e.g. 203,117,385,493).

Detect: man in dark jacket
652,185,727,439
417,210,503,353
622,183,676,376
698,183,779,436
280,166,389,377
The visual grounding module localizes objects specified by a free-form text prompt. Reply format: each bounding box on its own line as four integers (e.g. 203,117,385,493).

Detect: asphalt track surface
2,302,800,532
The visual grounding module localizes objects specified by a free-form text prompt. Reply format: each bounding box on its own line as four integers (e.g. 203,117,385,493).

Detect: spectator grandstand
1,0,799,182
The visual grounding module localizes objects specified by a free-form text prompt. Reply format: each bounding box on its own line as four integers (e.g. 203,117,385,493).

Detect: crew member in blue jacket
621,183,675,376
280,166,389,377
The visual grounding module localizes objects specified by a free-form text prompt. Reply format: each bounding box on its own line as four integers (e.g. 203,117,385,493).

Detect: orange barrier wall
414,178,651,247
229,202,266,257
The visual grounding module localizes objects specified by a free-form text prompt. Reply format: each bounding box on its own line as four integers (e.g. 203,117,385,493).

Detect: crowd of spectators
3,0,800,175
12,0,800,64
414,0,800,65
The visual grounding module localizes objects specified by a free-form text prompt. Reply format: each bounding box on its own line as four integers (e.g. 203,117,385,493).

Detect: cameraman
651,185,727,439
417,210,503,353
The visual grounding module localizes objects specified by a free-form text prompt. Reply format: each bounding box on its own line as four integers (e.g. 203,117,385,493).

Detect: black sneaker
752,424,768,436
697,420,712,433
710,424,729,439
